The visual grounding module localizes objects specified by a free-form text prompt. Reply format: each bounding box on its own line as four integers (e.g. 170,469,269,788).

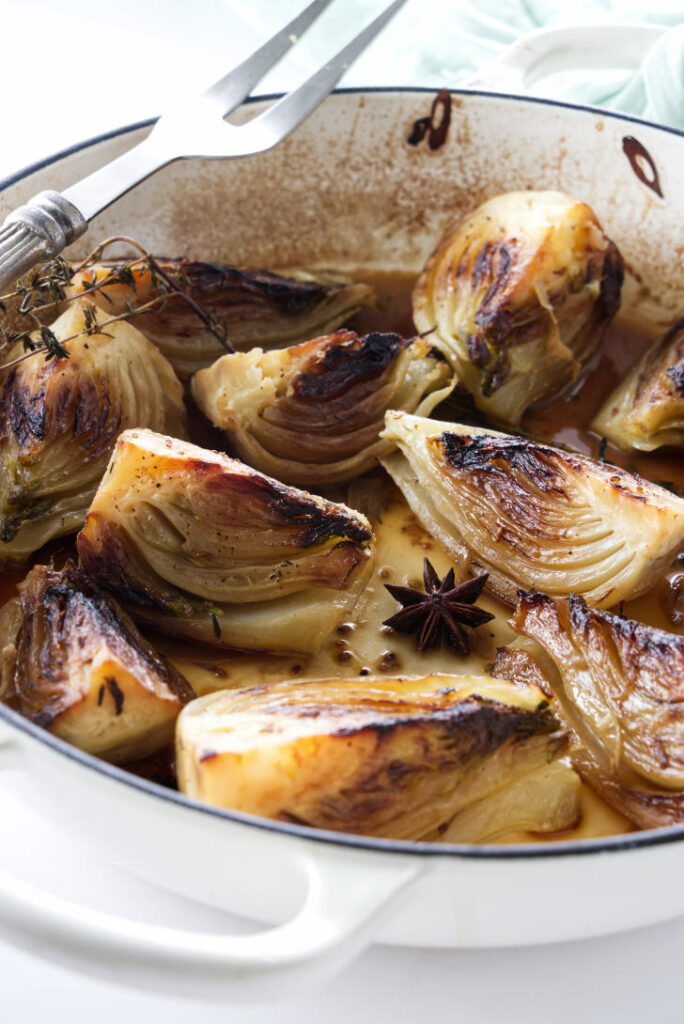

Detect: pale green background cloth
235,0,684,130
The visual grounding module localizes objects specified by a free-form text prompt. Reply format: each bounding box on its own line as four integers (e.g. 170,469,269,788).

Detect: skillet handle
464,22,667,94
0,735,423,1002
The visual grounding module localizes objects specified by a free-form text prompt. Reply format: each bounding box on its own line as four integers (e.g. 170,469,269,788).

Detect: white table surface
1,1,683,1019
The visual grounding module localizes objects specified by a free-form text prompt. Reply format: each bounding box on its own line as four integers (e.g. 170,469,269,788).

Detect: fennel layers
511,592,684,829
176,673,580,842
381,412,684,608
0,561,193,763
0,303,186,564
76,430,375,655
69,260,373,378
592,317,684,451
413,190,623,425
191,328,453,486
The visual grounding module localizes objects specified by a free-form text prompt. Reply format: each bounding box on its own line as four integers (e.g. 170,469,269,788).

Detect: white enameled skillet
0,24,682,1002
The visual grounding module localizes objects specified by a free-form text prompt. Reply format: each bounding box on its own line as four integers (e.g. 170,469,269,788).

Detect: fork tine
246,0,408,148
203,0,336,117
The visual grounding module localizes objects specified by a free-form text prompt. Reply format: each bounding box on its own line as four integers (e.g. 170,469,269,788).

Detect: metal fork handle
0,191,87,291
0,0,407,292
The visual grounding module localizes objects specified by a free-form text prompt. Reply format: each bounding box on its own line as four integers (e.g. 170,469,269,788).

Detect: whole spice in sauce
382,557,494,655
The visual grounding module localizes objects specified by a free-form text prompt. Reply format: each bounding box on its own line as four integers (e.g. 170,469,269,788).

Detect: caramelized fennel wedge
0,303,186,564
69,261,373,378
592,316,684,451
413,190,623,425
191,329,453,486
510,592,684,825
176,674,578,841
76,430,374,655
2,561,193,763
568,747,684,830
380,412,684,608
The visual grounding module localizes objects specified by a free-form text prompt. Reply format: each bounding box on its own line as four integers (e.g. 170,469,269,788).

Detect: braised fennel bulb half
592,317,684,451
76,430,375,654
413,190,623,425
68,260,373,378
191,329,453,486
0,303,186,564
510,592,684,828
176,673,580,841
380,412,684,608
0,561,194,763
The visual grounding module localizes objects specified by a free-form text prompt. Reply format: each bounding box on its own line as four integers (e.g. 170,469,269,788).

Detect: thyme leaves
0,235,233,372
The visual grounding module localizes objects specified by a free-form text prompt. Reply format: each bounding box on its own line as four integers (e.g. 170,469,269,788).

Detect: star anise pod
382,558,495,655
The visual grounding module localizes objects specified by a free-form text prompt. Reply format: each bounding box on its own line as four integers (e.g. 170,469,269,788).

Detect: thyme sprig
0,235,233,371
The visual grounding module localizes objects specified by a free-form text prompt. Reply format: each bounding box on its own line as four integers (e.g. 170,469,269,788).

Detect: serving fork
0,0,406,291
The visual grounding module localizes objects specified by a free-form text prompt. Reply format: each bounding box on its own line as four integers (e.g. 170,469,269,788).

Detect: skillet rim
1,85,683,861
0,84,682,195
